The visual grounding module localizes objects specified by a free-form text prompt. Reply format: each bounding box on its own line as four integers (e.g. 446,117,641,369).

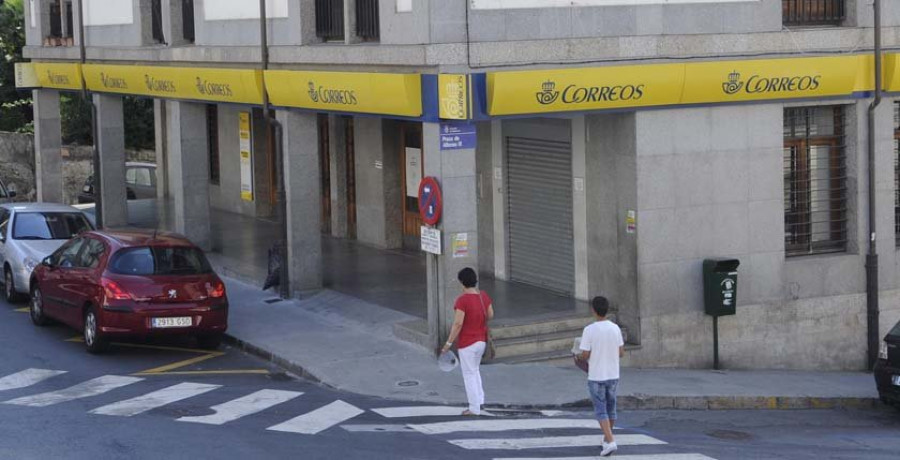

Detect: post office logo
536,80,560,105
722,71,744,95
307,81,319,102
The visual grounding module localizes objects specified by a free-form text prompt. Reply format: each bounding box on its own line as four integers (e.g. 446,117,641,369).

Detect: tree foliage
0,0,33,133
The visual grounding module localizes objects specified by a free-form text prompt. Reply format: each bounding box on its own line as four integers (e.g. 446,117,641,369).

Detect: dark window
79,239,106,269
109,246,213,276
0,209,10,240
355,0,380,41
54,237,85,269
316,0,345,41
13,212,93,241
64,1,74,38
49,1,62,38
207,105,220,185
895,102,900,244
783,106,848,256
151,0,165,44
135,168,153,187
782,0,845,27
183,0,196,43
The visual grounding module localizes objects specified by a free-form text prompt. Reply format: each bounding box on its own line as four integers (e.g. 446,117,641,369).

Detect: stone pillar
166,101,210,250
33,89,63,203
93,93,128,228
329,115,349,238
423,122,479,346
572,116,589,300
154,99,169,201
277,110,323,294
342,0,360,44
352,117,402,249
60,0,70,40
162,0,186,46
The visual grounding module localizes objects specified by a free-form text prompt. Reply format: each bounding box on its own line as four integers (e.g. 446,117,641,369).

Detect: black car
77,162,157,204
875,320,900,408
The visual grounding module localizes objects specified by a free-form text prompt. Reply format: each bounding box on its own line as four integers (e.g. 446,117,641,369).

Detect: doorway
400,123,423,249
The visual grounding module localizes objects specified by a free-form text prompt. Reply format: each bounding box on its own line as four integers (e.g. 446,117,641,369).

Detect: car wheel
4,267,20,303
84,306,109,354
197,333,223,350
29,285,48,326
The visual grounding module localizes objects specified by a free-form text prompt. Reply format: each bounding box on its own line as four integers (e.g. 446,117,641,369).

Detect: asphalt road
0,294,898,460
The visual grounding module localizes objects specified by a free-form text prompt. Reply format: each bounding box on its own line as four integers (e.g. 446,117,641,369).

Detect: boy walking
578,296,625,457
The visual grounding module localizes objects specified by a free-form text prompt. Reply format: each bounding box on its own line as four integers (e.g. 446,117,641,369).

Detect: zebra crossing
0,368,720,459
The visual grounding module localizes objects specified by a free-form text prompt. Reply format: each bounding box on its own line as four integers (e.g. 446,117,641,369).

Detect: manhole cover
705,429,754,441
396,380,420,387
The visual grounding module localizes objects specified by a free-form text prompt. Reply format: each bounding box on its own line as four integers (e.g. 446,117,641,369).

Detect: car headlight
23,257,39,273
880,341,890,361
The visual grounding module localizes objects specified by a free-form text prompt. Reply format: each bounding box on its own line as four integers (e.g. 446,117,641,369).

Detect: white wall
83,0,134,26
470,0,755,8
203,0,288,21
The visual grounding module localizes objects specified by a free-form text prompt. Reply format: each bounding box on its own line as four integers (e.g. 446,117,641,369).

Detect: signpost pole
713,315,720,371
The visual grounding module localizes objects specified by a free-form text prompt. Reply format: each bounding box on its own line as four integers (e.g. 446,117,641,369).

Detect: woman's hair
458,267,478,288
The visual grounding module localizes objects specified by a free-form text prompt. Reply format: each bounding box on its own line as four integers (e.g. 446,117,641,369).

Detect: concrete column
93,93,128,228
277,110,323,294
572,116,589,301
60,0,70,39
32,89,63,203
292,0,320,45
329,115,349,238
342,0,360,44
423,122,479,346
162,0,186,46
166,101,210,250
490,119,508,280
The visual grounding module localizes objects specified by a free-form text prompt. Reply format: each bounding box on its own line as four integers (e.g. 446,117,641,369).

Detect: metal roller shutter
506,136,574,294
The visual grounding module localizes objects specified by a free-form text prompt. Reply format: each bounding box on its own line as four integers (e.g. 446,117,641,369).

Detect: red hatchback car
28,230,228,353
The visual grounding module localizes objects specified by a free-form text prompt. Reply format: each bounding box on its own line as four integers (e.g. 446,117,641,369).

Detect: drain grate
396,380,421,387
705,429,754,441
264,298,283,304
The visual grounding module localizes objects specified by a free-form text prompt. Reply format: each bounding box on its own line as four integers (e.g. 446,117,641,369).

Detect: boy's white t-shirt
579,320,624,382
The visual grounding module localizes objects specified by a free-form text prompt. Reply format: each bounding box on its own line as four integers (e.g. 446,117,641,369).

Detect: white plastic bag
438,350,459,372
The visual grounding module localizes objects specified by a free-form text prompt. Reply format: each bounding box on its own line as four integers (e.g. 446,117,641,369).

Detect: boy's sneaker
600,441,618,457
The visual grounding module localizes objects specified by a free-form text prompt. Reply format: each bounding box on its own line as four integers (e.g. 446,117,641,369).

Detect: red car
28,230,228,353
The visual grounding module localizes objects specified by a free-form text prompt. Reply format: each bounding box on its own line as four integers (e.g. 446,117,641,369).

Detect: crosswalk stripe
267,400,365,435
177,389,303,425
373,406,468,418
89,382,222,417
409,419,604,435
449,434,667,450
0,369,67,392
3,375,143,408
493,455,716,460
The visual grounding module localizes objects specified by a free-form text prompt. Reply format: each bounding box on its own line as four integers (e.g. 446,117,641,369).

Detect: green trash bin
703,259,740,317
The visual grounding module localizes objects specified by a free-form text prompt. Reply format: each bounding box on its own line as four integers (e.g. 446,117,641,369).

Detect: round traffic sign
418,176,443,226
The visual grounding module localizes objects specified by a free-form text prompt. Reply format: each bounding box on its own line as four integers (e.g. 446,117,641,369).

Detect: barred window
895,102,900,243
206,105,220,185
783,106,848,256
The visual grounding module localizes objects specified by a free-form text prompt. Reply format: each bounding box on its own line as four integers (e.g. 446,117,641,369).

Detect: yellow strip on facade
265,70,422,117
14,63,40,89
33,62,83,91
82,64,265,105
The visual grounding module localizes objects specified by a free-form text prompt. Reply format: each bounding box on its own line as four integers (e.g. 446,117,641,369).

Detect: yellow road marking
134,351,224,375
66,336,83,342
14,308,28,313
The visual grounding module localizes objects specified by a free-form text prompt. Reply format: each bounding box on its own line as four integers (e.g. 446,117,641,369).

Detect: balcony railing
316,0,345,41
356,0,380,41
783,0,845,27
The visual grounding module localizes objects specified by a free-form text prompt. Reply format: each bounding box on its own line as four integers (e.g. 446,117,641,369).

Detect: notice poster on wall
405,148,422,198
239,112,253,201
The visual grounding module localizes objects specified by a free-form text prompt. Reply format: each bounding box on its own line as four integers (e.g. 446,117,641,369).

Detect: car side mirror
6,184,15,199
41,256,53,268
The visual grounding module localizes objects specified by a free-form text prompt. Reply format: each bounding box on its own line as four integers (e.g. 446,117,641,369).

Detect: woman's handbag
479,293,496,362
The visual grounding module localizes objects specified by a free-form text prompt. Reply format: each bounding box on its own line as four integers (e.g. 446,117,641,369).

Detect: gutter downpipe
260,0,290,299
78,0,102,228
867,0,882,370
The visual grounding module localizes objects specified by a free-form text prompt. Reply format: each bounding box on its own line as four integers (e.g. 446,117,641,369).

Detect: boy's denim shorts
588,379,618,422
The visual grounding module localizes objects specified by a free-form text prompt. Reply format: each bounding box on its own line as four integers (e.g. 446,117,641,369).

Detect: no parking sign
418,177,443,226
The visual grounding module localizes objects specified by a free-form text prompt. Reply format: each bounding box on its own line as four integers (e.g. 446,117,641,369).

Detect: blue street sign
440,122,476,151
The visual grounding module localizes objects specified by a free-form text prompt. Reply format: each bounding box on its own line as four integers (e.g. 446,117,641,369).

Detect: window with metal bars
782,0,845,27
783,106,848,256
356,0,380,41
151,0,165,44
894,102,900,244
183,0,196,43
207,105,220,185
315,0,345,41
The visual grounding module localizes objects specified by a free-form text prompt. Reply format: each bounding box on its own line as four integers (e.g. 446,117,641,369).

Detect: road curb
224,332,880,411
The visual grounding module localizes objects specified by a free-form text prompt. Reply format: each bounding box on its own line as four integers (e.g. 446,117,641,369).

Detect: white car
0,203,94,302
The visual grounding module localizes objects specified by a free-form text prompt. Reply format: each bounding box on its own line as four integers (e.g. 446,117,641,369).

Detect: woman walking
442,267,494,416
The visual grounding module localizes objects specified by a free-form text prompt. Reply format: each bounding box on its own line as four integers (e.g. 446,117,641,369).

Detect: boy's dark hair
458,267,478,288
592,296,610,317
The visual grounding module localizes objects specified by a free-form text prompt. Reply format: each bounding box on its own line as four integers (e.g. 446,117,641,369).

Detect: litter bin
702,258,740,317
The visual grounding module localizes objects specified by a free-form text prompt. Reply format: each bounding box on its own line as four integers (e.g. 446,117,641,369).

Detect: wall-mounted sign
239,112,253,201
439,74,469,120
626,210,636,234
418,177,443,226
440,122,476,150
82,64,265,104
14,63,39,89
452,233,469,259
33,62,83,91
265,70,422,117
421,226,442,255
405,148,422,198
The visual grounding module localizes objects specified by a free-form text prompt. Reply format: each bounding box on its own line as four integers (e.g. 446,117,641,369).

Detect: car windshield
890,321,900,338
13,212,93,240
109,246,213,276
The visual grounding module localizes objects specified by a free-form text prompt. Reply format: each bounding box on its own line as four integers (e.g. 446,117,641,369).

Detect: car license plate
151,317,192,328
893,375,900,386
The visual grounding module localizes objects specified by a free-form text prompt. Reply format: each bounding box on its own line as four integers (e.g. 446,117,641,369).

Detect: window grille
207,105,220,185
151,0,165,44
355,0,380,41
783,106,848,256
183,0,196,43
315,0,345,41
895,102,900,244
782,0,845,27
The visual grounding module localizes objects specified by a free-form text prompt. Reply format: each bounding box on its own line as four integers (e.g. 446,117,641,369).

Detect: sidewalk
222,276,880,410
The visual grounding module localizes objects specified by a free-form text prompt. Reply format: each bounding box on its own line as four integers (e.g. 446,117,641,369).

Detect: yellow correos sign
14,63,39,89
439,74,469,120
34,62,83,91
82,64,264,104
487,64,686,116
265,70,422,117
